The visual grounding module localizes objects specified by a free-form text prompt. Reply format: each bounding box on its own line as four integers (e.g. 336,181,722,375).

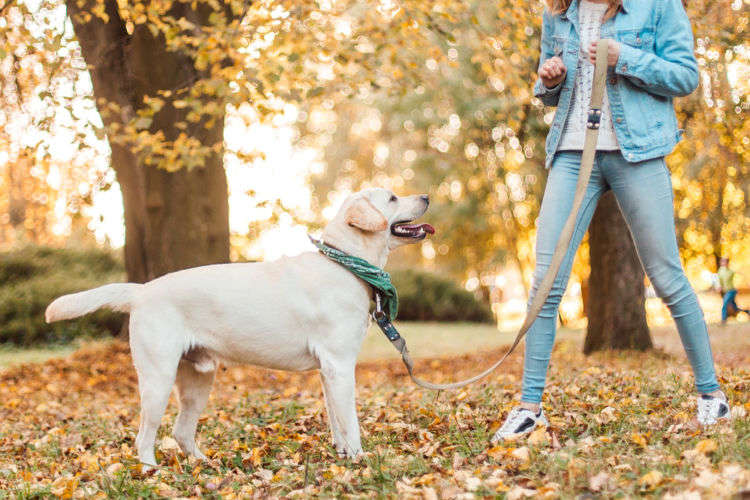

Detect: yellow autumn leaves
0,338,748,497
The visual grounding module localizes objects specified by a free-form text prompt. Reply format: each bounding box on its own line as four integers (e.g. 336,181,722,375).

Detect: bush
0,246,126,345
0,246,491,344
389,269,494,323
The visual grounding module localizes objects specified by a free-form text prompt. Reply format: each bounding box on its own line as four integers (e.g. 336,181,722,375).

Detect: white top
558,0,619,151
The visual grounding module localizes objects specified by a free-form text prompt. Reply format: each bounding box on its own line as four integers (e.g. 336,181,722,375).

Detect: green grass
0,321,579,369
0,343,80,369
359,321,581,361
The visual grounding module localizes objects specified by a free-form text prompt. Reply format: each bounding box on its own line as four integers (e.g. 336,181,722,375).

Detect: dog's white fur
46,188,430,465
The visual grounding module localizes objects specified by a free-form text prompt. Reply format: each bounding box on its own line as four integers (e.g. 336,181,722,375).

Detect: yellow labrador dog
46,188,433,466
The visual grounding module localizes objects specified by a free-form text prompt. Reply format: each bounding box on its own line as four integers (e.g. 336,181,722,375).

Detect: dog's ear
345,198,388,232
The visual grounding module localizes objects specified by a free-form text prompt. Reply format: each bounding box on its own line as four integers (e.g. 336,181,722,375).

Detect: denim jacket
535,0,698,167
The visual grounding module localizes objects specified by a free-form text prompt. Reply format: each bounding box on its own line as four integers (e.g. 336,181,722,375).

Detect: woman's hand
587,39,621,66
539,56,567,88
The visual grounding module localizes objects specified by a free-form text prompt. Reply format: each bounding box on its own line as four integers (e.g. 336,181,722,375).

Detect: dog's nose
420,194,430,206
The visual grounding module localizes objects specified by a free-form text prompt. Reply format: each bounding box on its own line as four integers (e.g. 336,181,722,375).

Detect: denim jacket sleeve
533,10,563,106
614,0,699,97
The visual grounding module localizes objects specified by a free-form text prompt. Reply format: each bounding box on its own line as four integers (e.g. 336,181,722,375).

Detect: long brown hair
545,0,622,20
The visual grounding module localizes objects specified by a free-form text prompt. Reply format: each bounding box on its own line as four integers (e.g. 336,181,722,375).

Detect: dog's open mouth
390,221,436,239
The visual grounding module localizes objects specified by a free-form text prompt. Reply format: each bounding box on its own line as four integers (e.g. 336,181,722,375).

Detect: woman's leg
521,152,607,404
601,152,720,394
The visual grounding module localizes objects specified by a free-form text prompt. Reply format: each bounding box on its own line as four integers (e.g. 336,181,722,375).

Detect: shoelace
697,400,710,422
697,396,725,424
698,401,714,423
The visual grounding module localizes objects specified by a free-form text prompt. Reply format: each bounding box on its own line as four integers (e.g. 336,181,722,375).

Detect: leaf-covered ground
0,324,748,498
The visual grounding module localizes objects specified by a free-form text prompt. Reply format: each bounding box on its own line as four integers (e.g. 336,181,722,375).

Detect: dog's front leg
319,356,362,458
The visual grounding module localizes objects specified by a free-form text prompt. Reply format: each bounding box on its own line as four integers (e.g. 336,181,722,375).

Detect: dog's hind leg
319,356,362,458
319,371,345,451
129,312,182,468
173,355,215,460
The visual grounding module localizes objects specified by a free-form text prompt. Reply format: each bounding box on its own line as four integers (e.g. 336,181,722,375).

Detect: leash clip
373,292,386,320
372,292,401,342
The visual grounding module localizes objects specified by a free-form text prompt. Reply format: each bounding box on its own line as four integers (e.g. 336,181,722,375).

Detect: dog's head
321,188,434,267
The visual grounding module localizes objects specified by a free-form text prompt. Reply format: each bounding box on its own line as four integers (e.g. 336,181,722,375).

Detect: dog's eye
389,195,397,202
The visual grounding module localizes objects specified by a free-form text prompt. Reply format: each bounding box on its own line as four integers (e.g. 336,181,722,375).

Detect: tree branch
65,0,135,116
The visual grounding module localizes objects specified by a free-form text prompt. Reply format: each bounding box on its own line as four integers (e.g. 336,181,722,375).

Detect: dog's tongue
420,223,435,234
401,223,435,235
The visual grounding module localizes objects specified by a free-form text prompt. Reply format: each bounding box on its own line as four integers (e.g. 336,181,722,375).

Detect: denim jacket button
609,77,617,84
621,64,628,72
616,117,623,123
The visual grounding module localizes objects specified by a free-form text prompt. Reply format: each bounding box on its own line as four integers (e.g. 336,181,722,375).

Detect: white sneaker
491,407,548,442
696,392,730,426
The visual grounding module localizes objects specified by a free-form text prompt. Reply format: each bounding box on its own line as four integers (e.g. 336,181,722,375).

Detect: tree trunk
584,192,652,353
66,0,231,282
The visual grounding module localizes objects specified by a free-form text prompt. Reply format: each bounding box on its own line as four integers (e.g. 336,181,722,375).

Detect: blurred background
0,0,747,352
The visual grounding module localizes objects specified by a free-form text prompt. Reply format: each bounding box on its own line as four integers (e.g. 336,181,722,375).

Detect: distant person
492,0,730,441
717,257,749,324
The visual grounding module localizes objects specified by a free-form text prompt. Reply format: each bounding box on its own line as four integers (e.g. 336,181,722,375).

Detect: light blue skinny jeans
521,150,720,404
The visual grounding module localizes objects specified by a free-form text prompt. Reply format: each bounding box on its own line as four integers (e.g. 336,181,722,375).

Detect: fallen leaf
511,446,530,462
507,486,537,499
639,470,664,489
663,490,702,500
527,427,549,447
693,469,720,489
596,406,617,424
422,487,438,500
160,436,180,451
631,432,648,447
589,471,612,492
694,439,717,455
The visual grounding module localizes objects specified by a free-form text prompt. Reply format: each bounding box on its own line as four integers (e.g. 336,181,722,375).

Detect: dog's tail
45,283,141,323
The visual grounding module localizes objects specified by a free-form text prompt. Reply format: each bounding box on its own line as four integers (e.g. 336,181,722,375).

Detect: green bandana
309,236,398,321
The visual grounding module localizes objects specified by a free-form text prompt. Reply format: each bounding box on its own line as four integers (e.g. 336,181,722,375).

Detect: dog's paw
185,449,208,462
336,447,364,461
173,434,208,461
136,462,159,476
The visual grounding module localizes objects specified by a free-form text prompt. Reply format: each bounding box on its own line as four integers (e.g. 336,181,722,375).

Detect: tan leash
378,39,610,390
